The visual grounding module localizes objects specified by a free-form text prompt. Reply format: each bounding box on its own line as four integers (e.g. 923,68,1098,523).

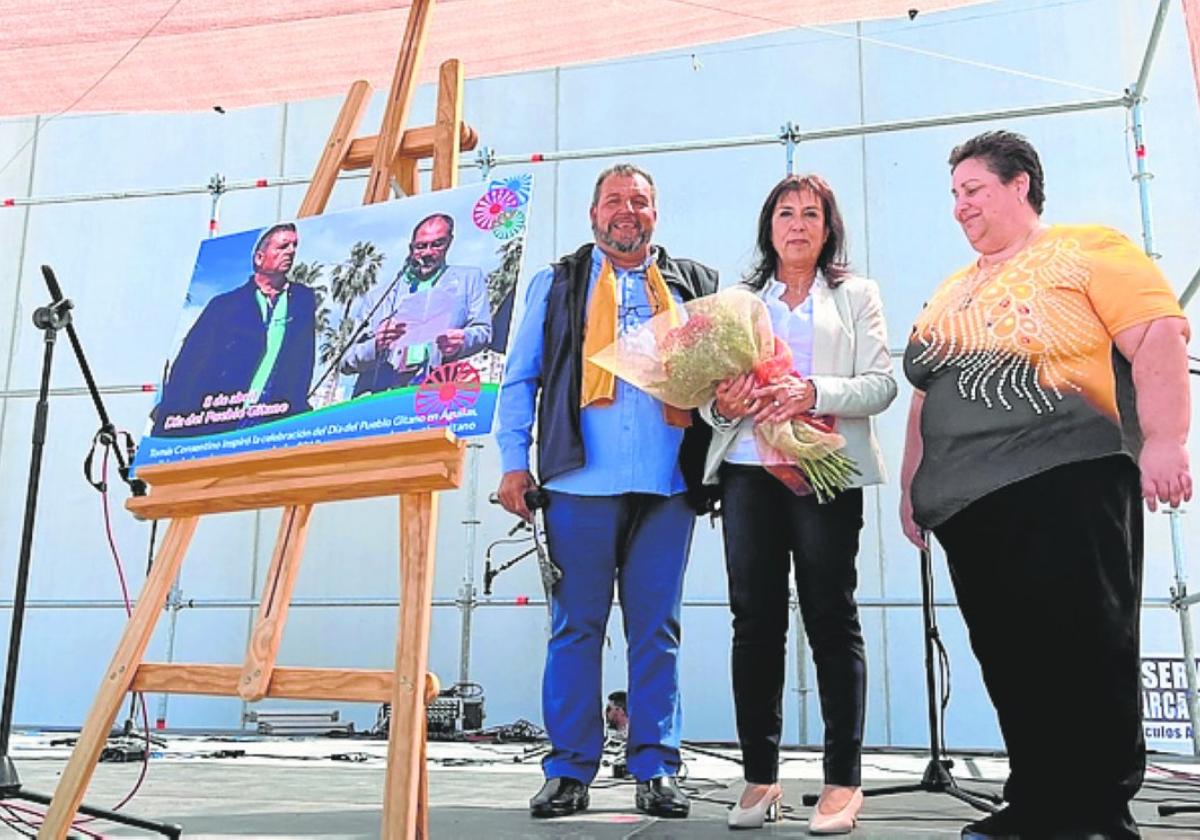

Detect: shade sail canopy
1,0,995,118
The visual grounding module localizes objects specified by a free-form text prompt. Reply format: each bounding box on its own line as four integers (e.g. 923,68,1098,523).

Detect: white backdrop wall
1,0,1198,754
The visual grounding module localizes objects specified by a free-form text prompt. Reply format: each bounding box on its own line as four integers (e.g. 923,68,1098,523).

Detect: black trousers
934,455,1144,838
720,463,867,785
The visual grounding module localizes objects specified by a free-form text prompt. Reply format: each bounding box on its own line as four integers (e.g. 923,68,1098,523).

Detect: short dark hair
747,174,850,290
948,130,1045,215
591,163,656,209
252,222,297,258
412,213,454,240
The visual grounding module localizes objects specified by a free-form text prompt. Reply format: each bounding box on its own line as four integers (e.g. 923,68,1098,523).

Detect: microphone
40,264,65,303
523,488,549,512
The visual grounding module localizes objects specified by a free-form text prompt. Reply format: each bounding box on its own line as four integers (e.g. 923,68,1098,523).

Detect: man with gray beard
495,164,718,820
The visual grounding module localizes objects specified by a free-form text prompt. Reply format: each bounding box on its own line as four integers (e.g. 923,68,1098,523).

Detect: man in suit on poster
153,222,316,437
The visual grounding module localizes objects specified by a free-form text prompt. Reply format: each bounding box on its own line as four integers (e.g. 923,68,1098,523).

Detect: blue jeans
540,491,695,784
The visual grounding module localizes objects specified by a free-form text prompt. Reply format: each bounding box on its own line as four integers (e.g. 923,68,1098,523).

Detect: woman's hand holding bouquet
716,371,816,425
590,287,858,501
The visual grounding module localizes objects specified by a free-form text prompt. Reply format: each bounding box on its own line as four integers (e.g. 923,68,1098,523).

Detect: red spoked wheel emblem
415,361,482,422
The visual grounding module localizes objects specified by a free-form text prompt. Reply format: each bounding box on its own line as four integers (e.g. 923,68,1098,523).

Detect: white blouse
724,276,814,465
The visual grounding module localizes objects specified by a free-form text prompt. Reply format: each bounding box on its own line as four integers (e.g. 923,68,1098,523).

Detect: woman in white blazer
702,175,896,833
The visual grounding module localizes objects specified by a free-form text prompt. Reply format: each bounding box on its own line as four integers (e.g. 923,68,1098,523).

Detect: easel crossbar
133,663,409,704
127,430,463,520
345,123,477,171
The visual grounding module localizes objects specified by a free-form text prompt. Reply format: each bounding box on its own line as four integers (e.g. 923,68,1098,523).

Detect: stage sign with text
1141,654,1200,752
133,175,532,471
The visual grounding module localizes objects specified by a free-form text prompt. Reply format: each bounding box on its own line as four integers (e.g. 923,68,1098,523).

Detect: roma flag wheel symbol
472,187,519,231
492,209,526,240
487,174,532,205
414,361,482,418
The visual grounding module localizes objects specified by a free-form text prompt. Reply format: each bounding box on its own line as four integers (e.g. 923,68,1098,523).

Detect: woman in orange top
900,130,1191,840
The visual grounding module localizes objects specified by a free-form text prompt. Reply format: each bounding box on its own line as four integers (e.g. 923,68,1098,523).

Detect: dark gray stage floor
5,736,1200,838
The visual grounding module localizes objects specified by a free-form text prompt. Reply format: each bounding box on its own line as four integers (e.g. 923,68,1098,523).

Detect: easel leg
239,505,314,701
299,79,372,218
364,0,435,204
40,516,199,839
382,493,438,840
416,672,438,840
416,718,430,840
431,59,464,191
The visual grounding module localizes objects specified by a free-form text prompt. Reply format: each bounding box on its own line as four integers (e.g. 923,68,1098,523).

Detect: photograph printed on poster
134,175,532,470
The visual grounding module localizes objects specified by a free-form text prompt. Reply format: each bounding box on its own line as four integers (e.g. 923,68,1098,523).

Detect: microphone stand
802,540,1001,814
0,266,180,837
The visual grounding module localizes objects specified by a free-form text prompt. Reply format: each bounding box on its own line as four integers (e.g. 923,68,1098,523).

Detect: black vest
536,243,719,513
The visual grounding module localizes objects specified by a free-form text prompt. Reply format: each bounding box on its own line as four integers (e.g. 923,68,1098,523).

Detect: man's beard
593,220,651,254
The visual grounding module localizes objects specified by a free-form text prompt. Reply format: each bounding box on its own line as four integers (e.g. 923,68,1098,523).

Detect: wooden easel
40,2,477,837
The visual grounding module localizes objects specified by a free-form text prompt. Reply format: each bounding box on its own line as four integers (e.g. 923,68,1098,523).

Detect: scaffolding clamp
779,122,802,175
457,581,477,610
164,585,186,613
206,173,227,197
207,173,227,238
475,146,497,181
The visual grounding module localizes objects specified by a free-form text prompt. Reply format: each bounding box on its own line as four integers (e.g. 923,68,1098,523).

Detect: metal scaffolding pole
0,384,156,399
1128,100,1159,259
1166,511,1200,756
1127,0,1171,260
1181,264,1200,309
1,97,1128,210
488,96,1129,169
1130,0,1173,101
457,443,484,686
3,595,1184,611
1124,0,1200,758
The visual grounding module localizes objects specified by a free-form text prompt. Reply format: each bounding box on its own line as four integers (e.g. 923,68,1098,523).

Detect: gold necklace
954,264,998,311
954,225,1043,311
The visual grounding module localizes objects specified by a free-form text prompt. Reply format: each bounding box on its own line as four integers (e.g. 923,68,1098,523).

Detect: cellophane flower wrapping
589,287,859,501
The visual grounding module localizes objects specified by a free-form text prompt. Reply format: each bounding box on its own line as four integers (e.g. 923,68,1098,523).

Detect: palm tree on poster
289,260,330,335
309,318,359,407
289,260,337,405
312,242,386,406
330,241,384,323
319,319,358,371
486,237,523,310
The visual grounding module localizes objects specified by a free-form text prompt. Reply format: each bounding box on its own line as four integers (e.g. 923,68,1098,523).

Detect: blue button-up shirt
495,247,686,496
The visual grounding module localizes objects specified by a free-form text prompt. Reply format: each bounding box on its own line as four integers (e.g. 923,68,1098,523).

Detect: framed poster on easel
136,175,531,471
38,2,519,838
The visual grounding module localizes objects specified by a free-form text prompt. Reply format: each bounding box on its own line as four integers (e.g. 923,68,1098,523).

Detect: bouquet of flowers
589,287,858,501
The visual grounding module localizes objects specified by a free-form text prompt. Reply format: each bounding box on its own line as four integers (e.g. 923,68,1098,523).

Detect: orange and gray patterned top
903,224,1183,528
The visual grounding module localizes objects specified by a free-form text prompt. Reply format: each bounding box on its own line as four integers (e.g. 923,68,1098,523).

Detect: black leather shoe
529,777,589,818
965,805,1132,840
962,807,1023,839
635,775,690,818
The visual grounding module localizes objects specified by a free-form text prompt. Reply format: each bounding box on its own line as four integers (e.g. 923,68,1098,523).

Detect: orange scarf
581,258,692,428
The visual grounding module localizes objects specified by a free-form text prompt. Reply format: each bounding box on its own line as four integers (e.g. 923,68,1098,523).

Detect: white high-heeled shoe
727,783,783,830
807,785,863,835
